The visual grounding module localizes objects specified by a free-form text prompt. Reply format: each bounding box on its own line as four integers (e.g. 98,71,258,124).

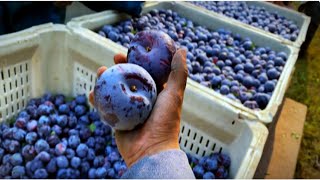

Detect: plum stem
130,85,138,92
146,46,151,52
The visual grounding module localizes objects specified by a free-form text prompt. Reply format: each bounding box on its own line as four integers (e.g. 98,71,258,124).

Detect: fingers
89,90,94,106
54,1,73,8
166,48,188,95
91,65,108,106
97,66,107,77
114,53,127,64
156,83,165,94
92,66,107,106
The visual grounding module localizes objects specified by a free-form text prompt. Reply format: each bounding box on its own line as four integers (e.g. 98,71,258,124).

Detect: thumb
166,48,188,95
114,53,127,64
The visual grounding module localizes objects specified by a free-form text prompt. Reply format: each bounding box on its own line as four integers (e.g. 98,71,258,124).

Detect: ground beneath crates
285,7,320,177
254,98,307,178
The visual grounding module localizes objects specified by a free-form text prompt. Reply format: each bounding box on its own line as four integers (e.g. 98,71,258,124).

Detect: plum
95,8,290,110
93,64,157,130
191,1,300,41
127,30,177,88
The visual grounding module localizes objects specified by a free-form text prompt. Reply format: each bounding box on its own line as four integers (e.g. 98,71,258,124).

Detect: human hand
89,49,187,168
54,1,73,8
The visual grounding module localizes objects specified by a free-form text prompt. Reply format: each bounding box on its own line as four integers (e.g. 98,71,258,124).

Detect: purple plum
94,63,157,130
127,30,177,87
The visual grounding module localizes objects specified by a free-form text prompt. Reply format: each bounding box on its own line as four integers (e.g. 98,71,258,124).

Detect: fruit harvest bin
183,1,311,48
67,1,299,124
0,24,268,178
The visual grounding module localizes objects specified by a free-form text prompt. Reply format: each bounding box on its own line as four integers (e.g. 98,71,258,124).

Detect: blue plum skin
193,165,205,178
0,93,134,179
220,85,230,95
108,31,119,42
79,115,90,125
46,158,57,173
58,104,70,115
191,1,300,42
68,116,78,128
65,149,75,160
75,94,87,105
74,105,87,117
264,81,276,92
22,145,36,161
37,124,51,138
217,153,231,168
267,68,280,80
87,148,96,161
127,30,177,87
57,169,68,179
47,133,60,147
68,135,81,149
86,137,95,148
36,151,51,163
88,168,96,179
55,143,67,156
96,9,289,110
187,152,232,179
94,64,157,130
204,158,218,171
56,115,68,127
25,132,38,144
95,167,108,178
71,157,81,168
76,144,89,158
254,93,271,109
33,168,48,179
244,100,259,109
35,139,50,154
38,116,50,126
52,125,62,135
11,166,26,178
203,172,215,179
93,156,105,168
56,156,69,169
107,151,120,164
26,120,37,132
10,153,23,166
14,118,27,129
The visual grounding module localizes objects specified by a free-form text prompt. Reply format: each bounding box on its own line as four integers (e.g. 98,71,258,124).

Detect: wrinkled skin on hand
89,49,187,167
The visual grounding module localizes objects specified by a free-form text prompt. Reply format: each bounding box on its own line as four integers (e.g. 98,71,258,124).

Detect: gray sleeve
121,149,195,179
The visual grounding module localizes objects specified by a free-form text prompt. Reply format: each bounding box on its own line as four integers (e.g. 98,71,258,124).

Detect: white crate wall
73,61,97,97
0,60,32,121
180,122,225,158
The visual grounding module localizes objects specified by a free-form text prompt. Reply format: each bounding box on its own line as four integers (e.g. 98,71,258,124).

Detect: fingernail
97,66,107,77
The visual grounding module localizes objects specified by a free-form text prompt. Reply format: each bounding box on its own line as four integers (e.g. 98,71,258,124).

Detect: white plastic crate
67,1,299,124
182,1,311,48
0,24,268,179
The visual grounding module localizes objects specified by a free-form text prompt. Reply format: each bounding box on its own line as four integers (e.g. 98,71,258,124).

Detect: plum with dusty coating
127,30,177,88
93,64,157,130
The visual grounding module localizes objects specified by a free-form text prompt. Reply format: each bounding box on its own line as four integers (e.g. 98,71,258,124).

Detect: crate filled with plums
0,22,268,179
68,1,299,124
186,1,310,48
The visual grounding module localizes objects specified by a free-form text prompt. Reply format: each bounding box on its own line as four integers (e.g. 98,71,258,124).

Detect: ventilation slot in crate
179,121,225,158
73,62,97,98
0,60,31,122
